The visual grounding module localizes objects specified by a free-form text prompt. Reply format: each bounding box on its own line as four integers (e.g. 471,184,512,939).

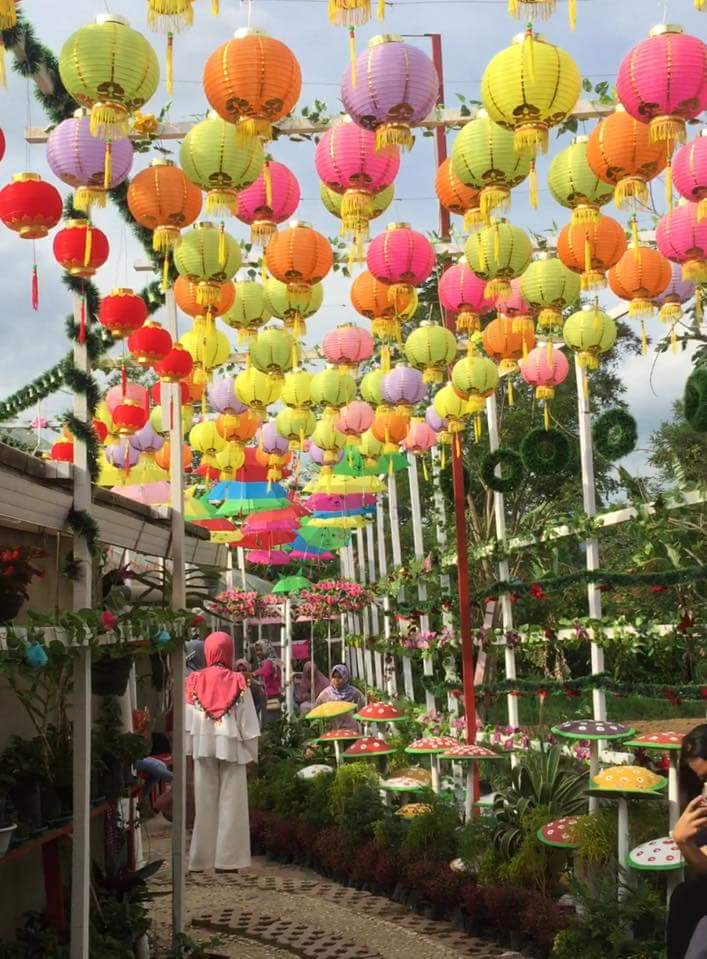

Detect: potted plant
1,736,45,832
0,545,45,622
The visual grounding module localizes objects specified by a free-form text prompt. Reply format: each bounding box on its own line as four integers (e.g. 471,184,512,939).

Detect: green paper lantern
547,136,613,224
563,306,617,369
310,419,347,464
281,369,314,410
275,407,317,448
249,327,294,380
310,368,356,412
520,255,581,335
221,281,271,340
174,223,242,308
360,369,386,406
150,404,193,436
321,183,394,222
404,321,458,384
451,354,499,398
264,277,323,337
464,220,532,299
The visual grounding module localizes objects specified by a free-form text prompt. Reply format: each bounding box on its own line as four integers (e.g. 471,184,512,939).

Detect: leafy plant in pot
0,546,45,623
91,650,133,697
93,698,148,798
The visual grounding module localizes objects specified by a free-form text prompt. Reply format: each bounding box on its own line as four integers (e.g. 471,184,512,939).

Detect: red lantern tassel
121,363,128,397
31,262,39,312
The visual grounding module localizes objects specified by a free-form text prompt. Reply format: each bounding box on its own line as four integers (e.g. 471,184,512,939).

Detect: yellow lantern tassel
103,140,112,191
201,391,207,416
507,378,514,406
696,289,704,323
544,402,550,431
584,236,593,276
523,24,536,84
583,369,589,402
670,325,678,353
212,0,219,13
477,234,487,272
529,161,538,210
264,160,273,209
0,37,6,90
378,0,385,18
218,222,226,269
349,28,357,88
493,221,501,262
162,254,170,292
631,215,639,253
166,33,174,96
381,344,391,372
666,154,673,210
568,0,576,29
508,0,518,13
698,199,707,223
546,339,553,364
84,222,92,268
0,2,17,29
639,319,647,355
440,445,446,469
421,456,429,482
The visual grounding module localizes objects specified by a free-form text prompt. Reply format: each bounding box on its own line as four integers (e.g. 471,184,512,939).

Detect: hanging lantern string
31,242,39,312
378,0,385,18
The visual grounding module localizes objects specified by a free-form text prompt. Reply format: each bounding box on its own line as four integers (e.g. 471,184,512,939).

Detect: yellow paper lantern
275,406,317,449
235,367,282,412
310,367,357,413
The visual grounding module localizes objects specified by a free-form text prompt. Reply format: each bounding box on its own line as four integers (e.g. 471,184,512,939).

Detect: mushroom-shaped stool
623,731,684,830
628,836,683,873
396,803,434,819
441,744,506,821
296,764,335,781
588,765,666,900
553,720,634,812
316,727,362,766
381,766,433,801
354,702,405,734
306,701,357,723
537,816,581,850
343,736,395,774
405,736,459,794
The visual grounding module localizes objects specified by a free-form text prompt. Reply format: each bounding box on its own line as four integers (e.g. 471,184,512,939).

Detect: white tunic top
186,687,260,763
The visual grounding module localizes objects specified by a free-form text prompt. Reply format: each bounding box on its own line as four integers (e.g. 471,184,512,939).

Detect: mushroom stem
617,798,630,903
334,740,342,766
589,741,600,814
464,764,474,822
667,753,684,900
431,755,440,794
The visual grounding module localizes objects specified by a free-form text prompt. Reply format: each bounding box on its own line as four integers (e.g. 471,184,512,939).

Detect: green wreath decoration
520,428,571,476
592,408,638,460
684,365,707,433
480,448,525,493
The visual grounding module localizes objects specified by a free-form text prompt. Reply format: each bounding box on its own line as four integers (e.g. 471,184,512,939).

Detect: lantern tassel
102,139,113,191
544,403,550,431
665,155,673,210
698,199,707,223
523,24,536,84
529,161,538,210
166,33,174,95
493,221,501,262
631,216,639,253
670,325,678,353
264,160,273,209
568,0,576,29
121,364,128,398
84,222,92,268
378,0,385,18
213,0,219,12
218,222,226,268
546,339,553,364
696,289,704,323
349,28,357,87
640,319,647,356
31,262,39,312
162,254,170,292
584,236,592,276
507,378,514,407
0,37,6,90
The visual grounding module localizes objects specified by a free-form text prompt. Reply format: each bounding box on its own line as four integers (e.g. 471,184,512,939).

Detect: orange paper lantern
434,158,482,229
127,159,202,252
608,246,672,351
371,410,409,451
264,221,333,304
174,276,235,319
482,315,536,371
557,214,627,291
586,108,668,210
155,441,192,471
350,269,417,342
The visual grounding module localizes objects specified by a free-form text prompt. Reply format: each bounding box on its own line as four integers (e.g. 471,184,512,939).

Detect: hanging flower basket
91,655,132,697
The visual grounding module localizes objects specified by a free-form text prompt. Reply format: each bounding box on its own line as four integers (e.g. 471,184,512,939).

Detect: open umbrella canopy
307,515,367,529
238,529,297,550
184,494,217,522
216,497,291,518
246,550,292,566
306,493,377,511
208,481,289,504
111,481,171,506
272,574,312,594
297,525,352,550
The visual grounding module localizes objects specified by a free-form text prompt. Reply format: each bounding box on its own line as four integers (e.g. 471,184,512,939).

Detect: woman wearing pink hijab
185,631,260,872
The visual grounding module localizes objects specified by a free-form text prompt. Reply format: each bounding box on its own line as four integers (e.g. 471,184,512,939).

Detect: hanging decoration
98,289,148,339
146,0,194,95
482,314,536,399
438,259,495,335
556,213,627,290
607,245,672,352
0,172,62,238
173,221,242,307
464,219,532,299
672,132,707,221
434,157,482,230
654,263,695,327
547,136,614,224
507,0,576,31
127,159,203,256
310,367,357,416
381,366,426,417
322,324,374,374
518,345,569,429
321,183,394,238
53,220,110,278
656,201,707,283
350,269,417,362
563,304,617,370
222,281,272,342
592,409,638,460
520,254,580,340
366,223,435,313
237,160,301,246
404,321,458,384
265,277,324,339
520,427,571,476
264,221,333,318
249,326,295,381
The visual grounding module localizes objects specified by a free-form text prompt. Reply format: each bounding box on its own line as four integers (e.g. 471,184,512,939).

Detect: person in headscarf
312,664,365,731
185,638,206,674
297,661,329,716
235,657,267,726
252,639,282,726
185,631,260,872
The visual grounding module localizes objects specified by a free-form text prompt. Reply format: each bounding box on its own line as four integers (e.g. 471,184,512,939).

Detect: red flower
101,611,118,631
530,584,546,600
649,585,667,594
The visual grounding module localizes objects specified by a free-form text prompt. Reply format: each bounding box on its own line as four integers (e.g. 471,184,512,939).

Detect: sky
0,0,703,476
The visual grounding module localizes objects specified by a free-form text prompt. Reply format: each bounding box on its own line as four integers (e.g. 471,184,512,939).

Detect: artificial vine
484,564,707,599
684,364,707,433
473,673,706,703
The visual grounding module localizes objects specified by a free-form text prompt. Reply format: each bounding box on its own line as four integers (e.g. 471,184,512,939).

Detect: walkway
146,821,527,959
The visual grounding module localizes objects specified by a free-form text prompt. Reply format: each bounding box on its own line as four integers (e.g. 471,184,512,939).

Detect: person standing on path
185,631,260,872
252,639,283,726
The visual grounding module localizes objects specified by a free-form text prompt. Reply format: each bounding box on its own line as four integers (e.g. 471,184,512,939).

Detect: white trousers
189,757,251,871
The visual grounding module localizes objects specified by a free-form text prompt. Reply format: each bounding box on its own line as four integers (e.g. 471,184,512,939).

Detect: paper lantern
321,183,394,231
155,440,191,472
616,25,707,147
371,410,408,450
672,133,707,220
654,262,695,325
464,220,532,298
47,113,134,212
53,220,109,277
520,254,581,334
656,202,707,283
507,0,576,29
203,29,302,141
235,367,282,412
59,14,160,139
354,429,383,467
180,324,231,382
175,276,235,321
281,370,313,410
608,245,672,351
189,420,226,456
128,320,173,367
483,315,536,371
310,367,357,412
217,443,247,478
563,306,617,369
217,410,260,443
367,223,435,310
438,259,494,333
481,28,581,157
360,369,386,407
106,383,149,416
433,384,468,434
403,419,437,454
404,321,458,383
180,114,264,215
496,277,533,317
276,407,317,448
434,157,482,229
520,345,569,427
113,400,149,436
98,289,148,339
381,366,426,415
265,277,323,338
311,419,347,465
105,442,140,468
207,377,247,416
127,159,202,252
322,324,374,372
50,437,74,463
557,214,627,290
341,35,439,152
451,354,499,398
174,222,242,306
249,327,295,380
221,280,271,341
451,110,531,219
586,107,668,210
350,269,417,344
129,422,164,454
336,400,375,438
315,119,400,239
154,344,194,382
0,173,62,240
547,136,613,224
150,404,193,437
237,160,301,246
264,222,333,314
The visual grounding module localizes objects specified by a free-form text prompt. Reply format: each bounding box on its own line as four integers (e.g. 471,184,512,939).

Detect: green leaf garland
480,447,525,493
520,428,571,476
684,365,707,433
592,408,638,460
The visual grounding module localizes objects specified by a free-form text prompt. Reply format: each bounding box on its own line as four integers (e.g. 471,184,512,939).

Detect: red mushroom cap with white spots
356,703,404,721
406,736,459,753
318,728,363,741
343,736,394,756
538,816,580,848
441,744,504,761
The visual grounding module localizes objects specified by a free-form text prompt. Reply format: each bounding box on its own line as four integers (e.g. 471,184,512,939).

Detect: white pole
388,473,414,700
407,453,435,712
366,518,384,689
575,356,607,811
431,446,458,718
376,497,397,696
617,798,630,901
485,395,520,731
70,294,92,959
284,598,294,717
346,542,365,677
165,288,187,944
355,528,374,687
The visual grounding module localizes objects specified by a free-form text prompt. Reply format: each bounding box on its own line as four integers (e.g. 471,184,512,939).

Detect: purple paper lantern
341,36,439,152
46,114,133,212
207,376,249,415
425,405,447,433
653,261,695,323
382,365,426,413
129,422,165,454
260,420,290,456
105,443,139,469
309,444,343,467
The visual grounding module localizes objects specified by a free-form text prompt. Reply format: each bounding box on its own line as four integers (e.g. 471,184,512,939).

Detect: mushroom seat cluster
627,837,684,872
354,702,405,723
296,764,334,780
591,765,666,794
343,736,395,758
306,701,356,720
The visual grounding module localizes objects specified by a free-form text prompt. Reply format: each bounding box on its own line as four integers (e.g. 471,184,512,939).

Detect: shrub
402,860,466,909
329,762,384,843
401,798,460,862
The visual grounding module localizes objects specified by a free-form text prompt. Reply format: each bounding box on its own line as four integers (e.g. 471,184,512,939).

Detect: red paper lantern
0,129,6,164
127,320,173,368
154,344,194,382
112,401,148,436
92,419,108,443
50,438,74,462
53,219,109,277
99,288,148,339
151,380,190,406
0,172,62,239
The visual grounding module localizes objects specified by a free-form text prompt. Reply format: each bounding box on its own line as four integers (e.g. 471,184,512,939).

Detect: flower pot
0,593,24,623
0,823,16,857
91,656,132,696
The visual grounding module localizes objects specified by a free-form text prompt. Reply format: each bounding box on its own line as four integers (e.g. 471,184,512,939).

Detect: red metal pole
427,34,478,756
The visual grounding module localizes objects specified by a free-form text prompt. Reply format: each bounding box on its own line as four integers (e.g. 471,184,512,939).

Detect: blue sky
0,0,703,474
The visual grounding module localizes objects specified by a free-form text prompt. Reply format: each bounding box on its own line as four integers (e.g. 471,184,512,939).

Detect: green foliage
401,796,460,862
573,810,617,866
329,762,384,842
592,409,638,461
480,448,525,493
649,399,707,487
520,428,572,477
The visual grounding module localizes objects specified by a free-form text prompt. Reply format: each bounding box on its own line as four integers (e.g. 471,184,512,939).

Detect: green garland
592,408,638,460
474,674,706,703
484,564,707,598
520,428,571,476
684,365,707,433
480,447,525,493
66,507,100,558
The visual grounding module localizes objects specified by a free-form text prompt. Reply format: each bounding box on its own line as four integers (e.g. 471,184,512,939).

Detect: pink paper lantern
105,383,149,416
672,132,707,219
494,277,531,317
520,347,569,394
236,160,300,246
616,26,707,146
381,366,426,411
367,223,435,309
653,261,695,323
336,400,374,437
403,420,437,454
656,202,707,283
322,324,374,371
341,35,439,152
438,260,494,332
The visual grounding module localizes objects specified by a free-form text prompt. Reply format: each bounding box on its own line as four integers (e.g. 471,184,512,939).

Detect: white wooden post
376,497,397,696
165,287,187,944
431,446,458,718
485,395,520,731
388,472,414,700
70,294,92,959
284,598,294,717
365,518,384,689
407,453,435,712
355,528,374,687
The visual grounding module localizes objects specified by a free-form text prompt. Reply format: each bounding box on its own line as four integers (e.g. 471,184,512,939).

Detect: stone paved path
145,821,528,959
